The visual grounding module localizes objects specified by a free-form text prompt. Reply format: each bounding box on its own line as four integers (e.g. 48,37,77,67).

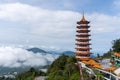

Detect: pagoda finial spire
81,11,86,21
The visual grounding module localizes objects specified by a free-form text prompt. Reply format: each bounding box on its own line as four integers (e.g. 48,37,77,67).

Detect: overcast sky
0,0,119,53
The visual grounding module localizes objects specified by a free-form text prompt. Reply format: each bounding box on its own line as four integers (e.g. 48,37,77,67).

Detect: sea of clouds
0,46,58,68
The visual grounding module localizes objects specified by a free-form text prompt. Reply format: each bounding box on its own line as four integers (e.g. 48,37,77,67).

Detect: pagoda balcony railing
76,45,89,47
76,42,89,44
77,24,89,26
77,29,89,31
76,30,90,32
75,51,90,53
76,38,90,40
115,58,120,61
77,33,90,35
76,43,91,45
111,55,115,57
76,46,90,49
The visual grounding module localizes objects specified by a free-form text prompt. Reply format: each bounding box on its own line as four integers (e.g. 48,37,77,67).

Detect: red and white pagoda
75,14,91,61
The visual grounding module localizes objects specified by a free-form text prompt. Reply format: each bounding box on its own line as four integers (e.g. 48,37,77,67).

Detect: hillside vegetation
46,54,80,80
16,68,46,80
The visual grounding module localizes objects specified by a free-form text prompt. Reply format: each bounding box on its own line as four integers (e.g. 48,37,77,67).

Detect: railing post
77,61,84,80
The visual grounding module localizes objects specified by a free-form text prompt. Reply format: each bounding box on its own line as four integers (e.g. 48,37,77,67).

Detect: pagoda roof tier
77,44,90,46
77,31,90,33
76,34,91,36
77,13,90,24
76,33,90,35
77,26,90,28
76,39,91,42
75,48,91,52
76,30,90,33
113,52,120,57
76,35,90,38
75,51,91,55
76,56,91,61
77,21,89,24
76,35,91,37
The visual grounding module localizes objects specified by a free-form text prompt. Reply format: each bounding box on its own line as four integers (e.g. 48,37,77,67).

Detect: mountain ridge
27,47,47,53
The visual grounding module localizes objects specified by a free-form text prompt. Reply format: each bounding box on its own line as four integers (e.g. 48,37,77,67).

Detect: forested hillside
46,54,80,80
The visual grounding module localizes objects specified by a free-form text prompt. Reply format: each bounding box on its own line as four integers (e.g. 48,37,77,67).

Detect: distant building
75,14,91,61
111,52,120,67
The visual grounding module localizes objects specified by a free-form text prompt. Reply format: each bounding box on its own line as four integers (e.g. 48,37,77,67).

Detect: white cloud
0,2,80,50
88,13,120,34
0,2,119,52
0,46,58,68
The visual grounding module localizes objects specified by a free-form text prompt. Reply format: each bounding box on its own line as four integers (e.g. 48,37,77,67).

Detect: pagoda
75,14,91,61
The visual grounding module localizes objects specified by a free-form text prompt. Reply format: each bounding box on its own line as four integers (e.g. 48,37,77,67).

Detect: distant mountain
47,50,75,56
62,51,75,56
27,47,47,53
27,47,96,58
47,50,59,54
27,47,75,56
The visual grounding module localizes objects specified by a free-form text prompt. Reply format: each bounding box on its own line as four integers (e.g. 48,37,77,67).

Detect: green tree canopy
16,67,46,80
46,54,80,80
112,38,120,52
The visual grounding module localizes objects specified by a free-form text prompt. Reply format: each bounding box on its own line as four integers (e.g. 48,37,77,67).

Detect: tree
46,54,80,80
102,49,112,58
96,71,104,80
16,67,46,80
97,53,100,58
112,38,120,52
